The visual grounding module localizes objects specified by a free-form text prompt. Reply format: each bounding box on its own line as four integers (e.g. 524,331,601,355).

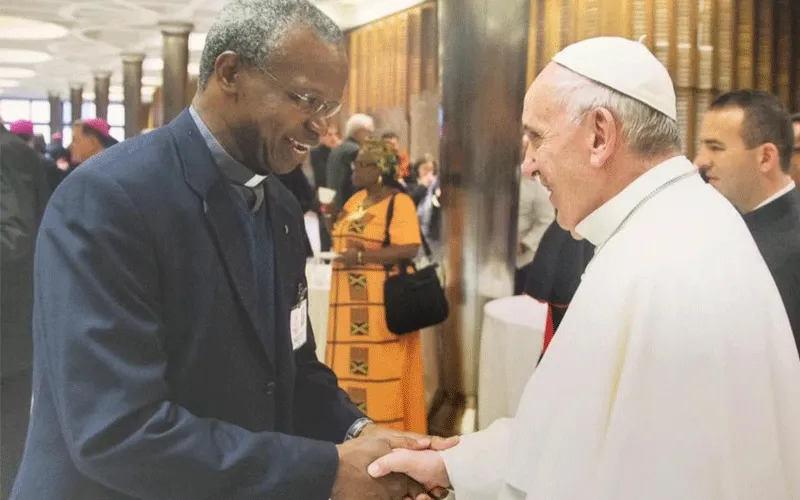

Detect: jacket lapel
168,110,274,367
265,176,294,342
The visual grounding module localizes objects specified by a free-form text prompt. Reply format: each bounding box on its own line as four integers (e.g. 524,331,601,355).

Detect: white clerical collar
575,155,696,247
752,181,796,212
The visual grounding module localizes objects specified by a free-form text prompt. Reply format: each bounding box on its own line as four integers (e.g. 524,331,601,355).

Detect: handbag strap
382,193,433,258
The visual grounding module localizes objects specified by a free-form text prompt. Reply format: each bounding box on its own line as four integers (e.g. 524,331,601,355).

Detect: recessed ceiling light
143,58,163,71
189,33,206,51
0,49,51,64
0,16,68,40
0,67,34,78
0,79,20,88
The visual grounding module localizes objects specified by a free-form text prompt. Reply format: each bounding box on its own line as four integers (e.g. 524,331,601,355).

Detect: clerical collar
575,155,697,247
751,181,796,212
188,106,266,211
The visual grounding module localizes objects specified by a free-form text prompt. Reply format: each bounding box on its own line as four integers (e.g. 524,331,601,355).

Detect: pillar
94,71,111,120
160,21,193,124
69,84,83,123
48,93,62,145
428,0,530,436
122,53,144,138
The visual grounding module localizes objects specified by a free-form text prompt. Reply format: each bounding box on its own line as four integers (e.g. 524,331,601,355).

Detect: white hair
199,0,343,89
552,66,682,157
345,114,375,138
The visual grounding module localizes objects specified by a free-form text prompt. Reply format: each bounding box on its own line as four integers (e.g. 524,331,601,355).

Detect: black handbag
382,194,449,335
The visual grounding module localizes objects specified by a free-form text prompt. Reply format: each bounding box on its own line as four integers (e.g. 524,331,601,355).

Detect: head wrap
359,138,400,176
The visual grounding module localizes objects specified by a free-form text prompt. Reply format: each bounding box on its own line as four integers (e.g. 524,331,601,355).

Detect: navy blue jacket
11,110,363,500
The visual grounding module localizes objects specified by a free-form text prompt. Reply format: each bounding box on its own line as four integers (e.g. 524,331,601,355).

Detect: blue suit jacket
12,110,364,500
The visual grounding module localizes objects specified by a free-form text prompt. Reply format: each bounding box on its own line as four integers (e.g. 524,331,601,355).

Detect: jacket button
264,382,276,395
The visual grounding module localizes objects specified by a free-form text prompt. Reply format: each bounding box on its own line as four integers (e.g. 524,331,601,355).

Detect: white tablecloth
305,259,332,361
477,295,548,430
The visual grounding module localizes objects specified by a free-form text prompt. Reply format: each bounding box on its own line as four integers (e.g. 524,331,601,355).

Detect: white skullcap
552,36,677,121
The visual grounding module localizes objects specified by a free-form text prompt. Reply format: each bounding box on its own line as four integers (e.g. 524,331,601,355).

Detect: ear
213,51,243,96
586,107,618,169
758,143,781,174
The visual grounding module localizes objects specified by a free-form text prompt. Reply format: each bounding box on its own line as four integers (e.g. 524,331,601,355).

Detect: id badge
290,284,308,350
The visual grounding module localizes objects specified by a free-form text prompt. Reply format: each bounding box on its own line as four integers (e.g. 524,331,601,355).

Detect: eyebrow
701,138,725,147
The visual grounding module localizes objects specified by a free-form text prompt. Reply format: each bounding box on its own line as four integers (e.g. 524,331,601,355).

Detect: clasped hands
332,424,456,500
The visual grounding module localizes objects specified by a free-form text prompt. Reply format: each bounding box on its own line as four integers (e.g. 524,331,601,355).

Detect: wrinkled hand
332,435,431,500
368,449,451,494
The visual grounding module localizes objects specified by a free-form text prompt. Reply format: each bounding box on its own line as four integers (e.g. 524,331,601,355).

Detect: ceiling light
0,79,20,88
0,48,51,64
0,16,68,40
188,62,200,75
143,58,163,71
189,33,206,51
0,67,34,78
141,86,156,96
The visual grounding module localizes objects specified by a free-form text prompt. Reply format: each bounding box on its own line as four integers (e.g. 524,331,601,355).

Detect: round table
477,295,548,430
305,259,332,361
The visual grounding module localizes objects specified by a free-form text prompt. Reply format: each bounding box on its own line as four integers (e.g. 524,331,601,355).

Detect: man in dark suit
326,113,374,211
0,122,51,499
10,1,452,499
309,124,340,189
696,90,800,356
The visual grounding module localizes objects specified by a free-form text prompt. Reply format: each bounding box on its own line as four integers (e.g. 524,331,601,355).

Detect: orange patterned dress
325,190,427,433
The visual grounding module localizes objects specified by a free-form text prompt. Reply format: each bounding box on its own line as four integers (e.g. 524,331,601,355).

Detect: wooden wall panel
775,0,792,105
523,0,797,159
756,0,775,92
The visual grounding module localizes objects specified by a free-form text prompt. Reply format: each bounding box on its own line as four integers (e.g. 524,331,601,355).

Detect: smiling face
521,64,609,230
211,27,348,176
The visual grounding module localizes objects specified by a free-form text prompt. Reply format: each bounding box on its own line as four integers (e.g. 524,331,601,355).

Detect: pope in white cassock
368,36,800,500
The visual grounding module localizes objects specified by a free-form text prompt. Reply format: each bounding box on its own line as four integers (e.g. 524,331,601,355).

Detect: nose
521,148,537,177
693,150,710,171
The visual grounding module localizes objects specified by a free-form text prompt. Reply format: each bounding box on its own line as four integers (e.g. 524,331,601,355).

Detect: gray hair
345,114,375,138
199,0,343,89
553,66,682,157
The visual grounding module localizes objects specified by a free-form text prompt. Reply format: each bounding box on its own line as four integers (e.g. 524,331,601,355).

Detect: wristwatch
344,417,373,441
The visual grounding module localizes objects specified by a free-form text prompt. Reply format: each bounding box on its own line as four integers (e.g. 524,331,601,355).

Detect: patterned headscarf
359,138,400,177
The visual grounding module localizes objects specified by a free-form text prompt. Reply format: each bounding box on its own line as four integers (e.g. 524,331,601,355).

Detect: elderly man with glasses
10,1,455,500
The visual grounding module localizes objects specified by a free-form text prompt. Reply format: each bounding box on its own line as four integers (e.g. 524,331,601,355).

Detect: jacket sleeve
292,230,364,442
36,168,339,500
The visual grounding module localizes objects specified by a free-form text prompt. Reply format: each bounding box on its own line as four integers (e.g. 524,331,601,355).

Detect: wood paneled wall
342,2,439,160
527,0,800,160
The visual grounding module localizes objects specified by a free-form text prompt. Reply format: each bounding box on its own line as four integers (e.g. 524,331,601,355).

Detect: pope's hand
368,449,451,494
359,424,459,452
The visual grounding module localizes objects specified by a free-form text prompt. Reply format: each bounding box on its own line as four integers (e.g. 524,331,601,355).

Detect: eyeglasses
264,69,342,119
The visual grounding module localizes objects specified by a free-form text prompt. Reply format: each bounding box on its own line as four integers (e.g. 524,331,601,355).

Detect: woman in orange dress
325,139,427,433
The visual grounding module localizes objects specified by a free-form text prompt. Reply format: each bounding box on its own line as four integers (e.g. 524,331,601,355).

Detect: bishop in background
369,37,800,500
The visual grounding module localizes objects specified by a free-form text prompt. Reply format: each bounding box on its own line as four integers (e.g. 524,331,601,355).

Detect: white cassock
442,156,800,500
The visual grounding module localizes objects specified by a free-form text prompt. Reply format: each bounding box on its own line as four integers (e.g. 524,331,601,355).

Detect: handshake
331,425,458,500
